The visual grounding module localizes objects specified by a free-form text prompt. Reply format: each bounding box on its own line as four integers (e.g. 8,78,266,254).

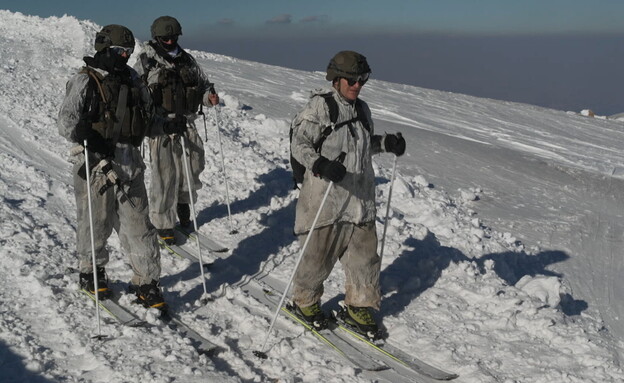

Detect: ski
175,225,229,252
161,311,221,356
81,289,146,327
242,272,458,381
81,287,219,355
332,314,458,381
241,280,388,372
158,237,215,267
159,227,232,266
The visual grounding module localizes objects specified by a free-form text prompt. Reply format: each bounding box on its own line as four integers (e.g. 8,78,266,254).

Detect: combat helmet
326,51,371,82
94,24,135,52
151,16,183,38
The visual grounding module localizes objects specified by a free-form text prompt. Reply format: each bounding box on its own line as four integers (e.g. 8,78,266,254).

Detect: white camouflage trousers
148,125,205,230
73,163,161,285
292,221,381,310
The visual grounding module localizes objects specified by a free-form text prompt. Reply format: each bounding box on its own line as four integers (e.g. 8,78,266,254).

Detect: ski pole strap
96,160,118,195
93,159,136,208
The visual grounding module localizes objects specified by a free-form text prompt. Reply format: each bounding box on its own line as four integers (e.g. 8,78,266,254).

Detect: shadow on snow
173,167,297,302
173,167,587,324
378,231,586,320
0,339,55,383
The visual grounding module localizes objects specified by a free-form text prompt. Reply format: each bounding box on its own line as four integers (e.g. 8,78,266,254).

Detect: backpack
142,42,203,115
289,93,370,187
80,67,146,147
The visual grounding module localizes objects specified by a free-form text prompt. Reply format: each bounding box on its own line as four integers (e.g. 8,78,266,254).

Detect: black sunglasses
158,35,179,42
345,73,370,86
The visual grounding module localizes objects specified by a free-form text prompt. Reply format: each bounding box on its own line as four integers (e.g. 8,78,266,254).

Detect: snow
1,9,624,382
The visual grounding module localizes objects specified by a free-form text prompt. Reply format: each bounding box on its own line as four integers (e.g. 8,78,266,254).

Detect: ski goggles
345,72,370,86
110,45,134,56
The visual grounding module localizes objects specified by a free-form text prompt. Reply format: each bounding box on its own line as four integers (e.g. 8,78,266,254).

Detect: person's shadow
171,167,298,302
377,231,585,319
195,167,293,227
0,339,55,383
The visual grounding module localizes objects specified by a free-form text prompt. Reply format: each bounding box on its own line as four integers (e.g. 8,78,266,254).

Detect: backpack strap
81,68,109,106
79,67,111,120
322,93,339,124
354,99,370,133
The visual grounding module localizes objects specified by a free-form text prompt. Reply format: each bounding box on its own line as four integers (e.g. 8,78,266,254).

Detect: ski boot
288,301,329,330
79,267,112,300
158,228,176,245
337,301,383,341
130,280,167,311
177,203,191,228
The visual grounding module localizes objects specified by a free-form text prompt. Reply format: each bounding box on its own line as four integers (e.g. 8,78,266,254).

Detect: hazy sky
5,1,624,114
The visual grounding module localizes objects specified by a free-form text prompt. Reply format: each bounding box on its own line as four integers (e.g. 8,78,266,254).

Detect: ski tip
253,350,268,359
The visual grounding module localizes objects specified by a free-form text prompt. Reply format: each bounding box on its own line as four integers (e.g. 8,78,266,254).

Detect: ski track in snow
1,10,624,383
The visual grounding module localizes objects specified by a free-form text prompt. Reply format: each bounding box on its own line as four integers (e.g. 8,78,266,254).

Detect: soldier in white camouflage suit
58,24,167,310
290,51,406,337
134,16,219,245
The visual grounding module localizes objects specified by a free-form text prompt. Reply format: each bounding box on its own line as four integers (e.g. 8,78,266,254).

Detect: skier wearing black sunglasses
288,51,406,339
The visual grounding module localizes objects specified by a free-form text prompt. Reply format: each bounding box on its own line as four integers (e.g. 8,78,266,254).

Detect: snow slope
1,10,624,382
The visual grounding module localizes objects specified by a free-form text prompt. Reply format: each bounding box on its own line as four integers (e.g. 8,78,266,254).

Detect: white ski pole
83,140,104,340
179,134,209,299
213,106,237,234
254,181,334,359
379,155,398,263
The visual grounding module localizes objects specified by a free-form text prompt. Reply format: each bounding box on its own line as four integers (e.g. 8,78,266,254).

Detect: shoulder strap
138,53,153,82
321,93,339,124
110,84,129,143
354,99,370,133
78,68,102,120
80,67,109,107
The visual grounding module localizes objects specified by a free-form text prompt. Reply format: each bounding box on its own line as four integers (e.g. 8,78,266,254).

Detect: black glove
312,156,346,183
74,121,113,157
384,132,406,156
163,115,187,135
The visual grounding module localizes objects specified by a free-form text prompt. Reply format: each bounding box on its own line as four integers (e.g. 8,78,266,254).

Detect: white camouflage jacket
291,87,391,234
57,64,155,182
133,42,213,125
